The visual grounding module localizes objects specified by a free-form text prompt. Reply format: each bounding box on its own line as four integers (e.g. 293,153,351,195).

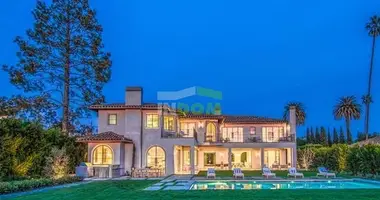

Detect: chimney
125,87,143,105
289,106,296,137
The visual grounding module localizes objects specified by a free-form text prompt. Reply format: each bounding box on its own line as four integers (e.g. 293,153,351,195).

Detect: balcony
244,135,295,143
203,135,295,143
161,132,194,139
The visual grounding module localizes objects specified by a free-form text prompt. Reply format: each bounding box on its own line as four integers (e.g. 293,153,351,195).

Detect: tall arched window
206,123,216,142
147,146,166,173
93,145,113,165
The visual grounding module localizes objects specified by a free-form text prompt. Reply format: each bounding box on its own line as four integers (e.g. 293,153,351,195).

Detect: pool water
190,180,380,190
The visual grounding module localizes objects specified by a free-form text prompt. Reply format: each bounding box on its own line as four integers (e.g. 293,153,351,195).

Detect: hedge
0,118,87,180
0,176,82,194
298,144,380,177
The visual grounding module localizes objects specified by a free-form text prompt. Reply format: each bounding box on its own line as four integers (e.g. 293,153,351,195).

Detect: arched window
206,123,216,142
147,146,166,173
93,145,113,165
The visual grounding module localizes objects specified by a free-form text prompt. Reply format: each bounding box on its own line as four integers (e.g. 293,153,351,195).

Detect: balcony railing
161,131,194,139
202,135,295,143
245,135,295,143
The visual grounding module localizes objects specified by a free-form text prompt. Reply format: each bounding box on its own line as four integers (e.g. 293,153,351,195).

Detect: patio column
292,147,297,167
228,147,232,170
190,146,195,175
260,148,265,168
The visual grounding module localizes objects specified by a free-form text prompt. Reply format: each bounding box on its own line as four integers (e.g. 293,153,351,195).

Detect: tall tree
283,102,306,125
310,126,315,144
339,126,346,144
2,0,112,134
363,15,380,140
320,126,328,146
333,96,361,145
327,128,332,146
315,127,321,144
306,127,311,143
333,127,339,144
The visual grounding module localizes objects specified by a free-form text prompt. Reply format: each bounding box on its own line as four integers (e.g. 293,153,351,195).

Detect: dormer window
108,114,117,125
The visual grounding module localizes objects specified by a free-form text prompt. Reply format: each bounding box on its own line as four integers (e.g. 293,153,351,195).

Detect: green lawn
9,180,380,200
196,170,318,178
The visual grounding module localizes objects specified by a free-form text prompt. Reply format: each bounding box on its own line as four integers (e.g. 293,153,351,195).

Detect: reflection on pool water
190,180,380,190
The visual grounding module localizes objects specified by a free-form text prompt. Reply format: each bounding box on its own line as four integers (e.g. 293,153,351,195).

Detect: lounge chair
287,167,304,178
207,168,216,179
317,167,336,178
262,167,276,179
233,168,244,179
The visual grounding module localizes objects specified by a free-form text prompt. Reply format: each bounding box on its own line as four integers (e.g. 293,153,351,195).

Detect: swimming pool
190,180,380,190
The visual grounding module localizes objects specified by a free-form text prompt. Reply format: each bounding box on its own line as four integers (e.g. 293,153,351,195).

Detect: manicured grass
9,180,380,200
196,170,318,178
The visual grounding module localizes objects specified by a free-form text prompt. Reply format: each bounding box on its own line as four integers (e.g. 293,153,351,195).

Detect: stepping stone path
144,175,195,191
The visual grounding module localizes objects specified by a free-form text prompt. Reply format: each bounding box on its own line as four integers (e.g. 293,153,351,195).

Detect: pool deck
143,175,358,191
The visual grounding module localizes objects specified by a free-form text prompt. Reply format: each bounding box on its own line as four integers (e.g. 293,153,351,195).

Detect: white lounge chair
207,168,216,179
317,167,336,178
262,167,276,179
287,167,304,178
233,168,244,179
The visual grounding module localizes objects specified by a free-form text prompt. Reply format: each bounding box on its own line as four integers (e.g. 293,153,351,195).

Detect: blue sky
0,0,379,137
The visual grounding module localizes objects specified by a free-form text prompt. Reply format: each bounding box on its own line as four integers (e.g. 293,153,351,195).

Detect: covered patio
77,131,134,178
173,146,296,174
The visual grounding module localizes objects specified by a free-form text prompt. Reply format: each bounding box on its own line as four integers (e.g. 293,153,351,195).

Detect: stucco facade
82,87,297,176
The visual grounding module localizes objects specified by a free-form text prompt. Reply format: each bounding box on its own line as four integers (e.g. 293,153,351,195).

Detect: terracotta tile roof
77,131,133,143
178,113,224,119
224,115,286,124
89,104,286,124
354,136,380,146
89,103,172,110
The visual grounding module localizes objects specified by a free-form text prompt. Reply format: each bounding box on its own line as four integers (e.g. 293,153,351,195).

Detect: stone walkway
144,175,195,191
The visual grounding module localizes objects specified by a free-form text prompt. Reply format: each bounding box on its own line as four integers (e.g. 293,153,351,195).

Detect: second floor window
108,114,117,125
180,123,195,137
250,127,256,135
222,127,243,142
262,127,285,142
164,116,174,131
146,114,159,128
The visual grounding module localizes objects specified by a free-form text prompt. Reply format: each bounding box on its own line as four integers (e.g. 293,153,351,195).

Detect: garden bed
0,176,82,194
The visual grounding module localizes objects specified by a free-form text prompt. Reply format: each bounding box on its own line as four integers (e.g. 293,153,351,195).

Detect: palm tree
333,96,361,144
363,15,380,140
283,102,306,126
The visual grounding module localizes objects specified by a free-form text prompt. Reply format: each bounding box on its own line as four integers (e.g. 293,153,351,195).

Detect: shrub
43,148,69,179
0,176,82,194
297,147,315,170
330,144,349,172
357,144,380,176
0,118,87,180
347,145,361,175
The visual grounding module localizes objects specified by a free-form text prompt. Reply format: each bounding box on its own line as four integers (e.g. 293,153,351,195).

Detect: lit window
222,127,243,142
93,145,113,165
275,150,280,164
108,114,117,125
250,127,256,135
180,123,195,137
146,114,159,128
147,146,166,174
164,116,174,131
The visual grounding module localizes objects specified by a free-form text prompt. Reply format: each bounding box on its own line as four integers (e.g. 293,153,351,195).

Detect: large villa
78,87,297,177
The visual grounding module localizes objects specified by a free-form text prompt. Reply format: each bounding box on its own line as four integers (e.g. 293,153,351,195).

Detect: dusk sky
0,0,379,137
